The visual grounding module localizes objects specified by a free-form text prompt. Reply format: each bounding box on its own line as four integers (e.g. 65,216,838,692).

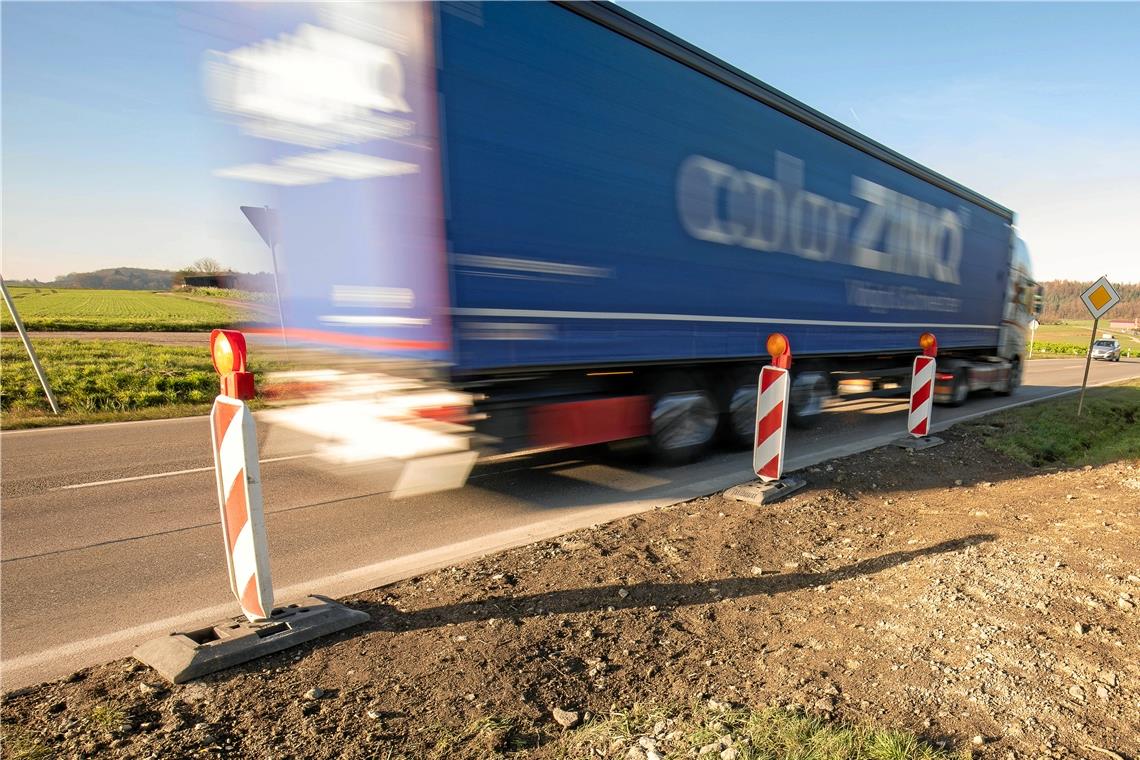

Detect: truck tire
787,371,830,429
946,368,969,407
649,374,718,465
995,357,1021,396
723,368,760,449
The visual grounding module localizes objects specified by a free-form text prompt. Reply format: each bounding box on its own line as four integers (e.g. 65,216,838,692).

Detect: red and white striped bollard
754,365,790,482
895,332,945,450
907,355,936,437
727,333,806,505
211,396,274,622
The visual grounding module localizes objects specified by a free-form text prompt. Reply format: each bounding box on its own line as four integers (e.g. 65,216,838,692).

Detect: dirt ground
3,427,1138,759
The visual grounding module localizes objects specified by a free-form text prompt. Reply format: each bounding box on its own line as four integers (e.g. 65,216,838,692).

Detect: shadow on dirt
364,533,995,632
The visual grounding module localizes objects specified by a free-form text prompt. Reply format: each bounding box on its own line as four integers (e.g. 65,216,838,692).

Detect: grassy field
0,338,281,428
180,286,276,305
973,377,1140,467
1030,320,1140,357
0,287,265,331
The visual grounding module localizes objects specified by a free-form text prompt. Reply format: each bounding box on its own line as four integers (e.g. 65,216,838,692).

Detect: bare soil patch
3,428,1138,759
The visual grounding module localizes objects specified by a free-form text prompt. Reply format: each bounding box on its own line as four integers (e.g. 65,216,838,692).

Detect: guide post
0,275,59,415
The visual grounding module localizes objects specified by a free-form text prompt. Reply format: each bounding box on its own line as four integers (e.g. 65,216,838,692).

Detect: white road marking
55,454,310,491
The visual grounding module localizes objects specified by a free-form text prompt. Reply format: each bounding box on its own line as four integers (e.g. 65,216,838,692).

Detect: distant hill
9,268,175,290
8,267,275,292
1039,279,1139,321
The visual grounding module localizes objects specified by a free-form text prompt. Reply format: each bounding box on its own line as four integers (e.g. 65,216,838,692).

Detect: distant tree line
1038,279,1139,321
9,266,275,293
9,268,176,290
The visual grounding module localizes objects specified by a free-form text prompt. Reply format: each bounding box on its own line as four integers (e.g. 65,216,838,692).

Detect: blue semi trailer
206,2,1042,462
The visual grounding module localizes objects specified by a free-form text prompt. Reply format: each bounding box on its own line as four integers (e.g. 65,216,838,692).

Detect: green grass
0,338,281,428
1,287,265,331
974,378,1140,467
555,701,961,760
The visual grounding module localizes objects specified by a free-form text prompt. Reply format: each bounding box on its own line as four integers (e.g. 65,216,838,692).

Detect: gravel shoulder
2,428,1138,759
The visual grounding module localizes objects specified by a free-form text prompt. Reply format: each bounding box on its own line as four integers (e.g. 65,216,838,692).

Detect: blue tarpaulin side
439,2,1012,372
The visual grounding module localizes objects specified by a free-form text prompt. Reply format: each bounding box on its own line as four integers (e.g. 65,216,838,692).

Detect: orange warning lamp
919,331,938,358
766,332,792,370
210,329,255,400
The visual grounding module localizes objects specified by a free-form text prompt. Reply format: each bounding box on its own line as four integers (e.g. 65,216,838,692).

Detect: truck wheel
946,368,969,407
649,374,718,465
995,357,1021,396
788,371,830,429
723,368,760,449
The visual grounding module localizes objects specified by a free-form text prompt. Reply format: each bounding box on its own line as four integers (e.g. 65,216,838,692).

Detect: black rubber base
133,596,370,684
892,435,945,451
725,476,807,505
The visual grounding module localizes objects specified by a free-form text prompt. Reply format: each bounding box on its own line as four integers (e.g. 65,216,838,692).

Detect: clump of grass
0,724,54,760
557,701,960,760
89,704,126,733
975,379,1140,467
422,714,539,759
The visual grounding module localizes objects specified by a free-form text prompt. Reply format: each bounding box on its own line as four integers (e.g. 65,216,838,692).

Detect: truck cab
995,234,1043,388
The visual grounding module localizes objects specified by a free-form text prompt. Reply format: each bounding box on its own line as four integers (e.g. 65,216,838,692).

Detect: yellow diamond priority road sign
1080,276,1120,319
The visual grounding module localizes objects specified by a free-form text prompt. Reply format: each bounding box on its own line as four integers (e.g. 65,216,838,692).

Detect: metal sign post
1077,276,1121,417
1028,318,1039,359
0,276,60,415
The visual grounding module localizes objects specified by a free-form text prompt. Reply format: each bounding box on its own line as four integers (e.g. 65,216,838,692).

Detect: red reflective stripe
760,367,780,393
240,575,265,619
245,326,446,352
756,400,784,447
212,401,239,449
758,454,780,480
910,380,932,412
915,356,934,372
911,419,929,436
224,473,248,554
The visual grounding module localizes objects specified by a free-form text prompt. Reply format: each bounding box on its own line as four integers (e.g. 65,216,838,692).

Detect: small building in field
1108,319,1137,333
183,273,241,289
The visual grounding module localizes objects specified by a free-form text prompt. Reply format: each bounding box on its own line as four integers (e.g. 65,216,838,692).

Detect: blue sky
624,1,1140,283
3,2,1138,283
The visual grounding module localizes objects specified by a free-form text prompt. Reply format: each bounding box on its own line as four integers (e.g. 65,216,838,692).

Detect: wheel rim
790,372,828,419
651,391,718,451
954,374,968,403
729,386,756,441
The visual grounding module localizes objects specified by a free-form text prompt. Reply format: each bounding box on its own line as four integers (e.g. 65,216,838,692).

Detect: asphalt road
2,357,1138,689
